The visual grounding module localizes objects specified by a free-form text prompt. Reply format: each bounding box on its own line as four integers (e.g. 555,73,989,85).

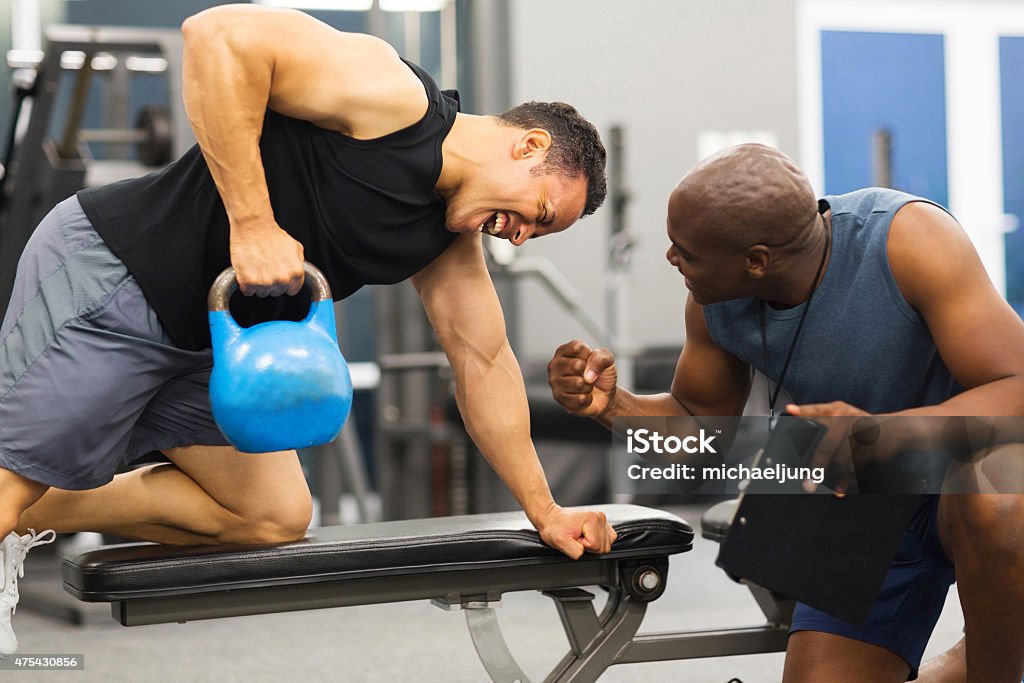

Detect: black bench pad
701,499,738,543
63,505,692,602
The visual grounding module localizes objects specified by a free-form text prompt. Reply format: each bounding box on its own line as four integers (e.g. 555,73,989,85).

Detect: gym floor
14,502,965,683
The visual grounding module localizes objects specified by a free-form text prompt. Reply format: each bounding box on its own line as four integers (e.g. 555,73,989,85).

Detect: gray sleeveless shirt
703,188,960,413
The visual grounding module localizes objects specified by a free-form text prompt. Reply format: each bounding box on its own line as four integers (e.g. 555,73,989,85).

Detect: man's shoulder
822,187,924,217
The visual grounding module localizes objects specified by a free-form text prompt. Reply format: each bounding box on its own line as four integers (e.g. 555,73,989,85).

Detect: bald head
669,144,818,251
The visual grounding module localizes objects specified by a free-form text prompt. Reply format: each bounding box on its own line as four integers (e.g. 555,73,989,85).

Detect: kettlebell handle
208,261,332,312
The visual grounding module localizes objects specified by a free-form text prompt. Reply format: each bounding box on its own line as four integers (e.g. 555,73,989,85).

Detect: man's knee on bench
206,488,313,545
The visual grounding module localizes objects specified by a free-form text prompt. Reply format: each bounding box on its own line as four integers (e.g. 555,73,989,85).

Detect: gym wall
506,0,802,362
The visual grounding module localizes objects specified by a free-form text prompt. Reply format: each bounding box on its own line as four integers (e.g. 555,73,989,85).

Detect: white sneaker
0,529,56,657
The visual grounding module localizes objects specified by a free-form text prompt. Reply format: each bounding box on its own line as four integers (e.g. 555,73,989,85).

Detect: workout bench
62,502,791,682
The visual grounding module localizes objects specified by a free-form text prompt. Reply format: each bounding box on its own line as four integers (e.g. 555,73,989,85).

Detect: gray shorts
0,196,228,490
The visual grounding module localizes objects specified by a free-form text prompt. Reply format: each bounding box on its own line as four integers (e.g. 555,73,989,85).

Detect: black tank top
77,60,459,351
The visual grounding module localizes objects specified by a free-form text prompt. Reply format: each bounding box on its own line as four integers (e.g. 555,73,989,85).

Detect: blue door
821,31,949,206
1001,36,1024,317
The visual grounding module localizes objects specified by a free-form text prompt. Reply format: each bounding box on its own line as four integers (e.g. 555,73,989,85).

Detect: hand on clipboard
739,416,835,495
721,414,926,627
741,407,891,496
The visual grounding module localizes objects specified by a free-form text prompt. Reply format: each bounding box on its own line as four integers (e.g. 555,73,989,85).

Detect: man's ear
745,245,771,279
513,128,553,160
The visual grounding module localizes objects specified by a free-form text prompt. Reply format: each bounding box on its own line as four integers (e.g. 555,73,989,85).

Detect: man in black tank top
548,145,1024,681
0,5,619,651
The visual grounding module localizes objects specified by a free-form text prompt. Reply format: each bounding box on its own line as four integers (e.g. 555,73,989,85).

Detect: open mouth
479,211,509,238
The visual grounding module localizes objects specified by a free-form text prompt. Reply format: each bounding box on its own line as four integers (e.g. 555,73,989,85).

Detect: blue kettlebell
207,262,353,453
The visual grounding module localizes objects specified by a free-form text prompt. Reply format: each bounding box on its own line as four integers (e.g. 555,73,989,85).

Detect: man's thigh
162,445,310,517
787,496,955,681
784,631,911,683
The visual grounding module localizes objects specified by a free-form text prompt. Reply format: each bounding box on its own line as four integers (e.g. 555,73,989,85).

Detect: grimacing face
446,169,587,244
443,128,588,245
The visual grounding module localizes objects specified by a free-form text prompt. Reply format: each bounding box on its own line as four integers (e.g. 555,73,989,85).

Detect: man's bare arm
181,5,426,294
412,234,552,517
549,294,753,426
413,234,616,557
889,202,1024,416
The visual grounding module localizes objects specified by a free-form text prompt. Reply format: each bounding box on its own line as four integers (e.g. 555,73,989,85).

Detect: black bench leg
434,584,650,683
543,586,648,682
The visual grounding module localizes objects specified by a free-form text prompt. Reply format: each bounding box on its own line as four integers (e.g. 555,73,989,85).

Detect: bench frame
101,553,791,683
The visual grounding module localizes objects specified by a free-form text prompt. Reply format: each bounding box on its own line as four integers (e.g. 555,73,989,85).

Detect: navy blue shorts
790,494,955,680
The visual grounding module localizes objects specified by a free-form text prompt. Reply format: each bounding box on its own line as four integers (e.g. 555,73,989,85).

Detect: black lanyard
759,220,832,431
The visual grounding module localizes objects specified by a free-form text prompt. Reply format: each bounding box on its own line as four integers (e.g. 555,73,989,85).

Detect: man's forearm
897,377,1024,418
596,390,744,460
883,377,1024,454
454,344,556,525
596,389,693,429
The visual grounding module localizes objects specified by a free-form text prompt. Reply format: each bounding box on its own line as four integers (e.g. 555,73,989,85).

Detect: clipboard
716,417,925,626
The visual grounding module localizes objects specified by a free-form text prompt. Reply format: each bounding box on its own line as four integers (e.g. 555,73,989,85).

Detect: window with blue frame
1000,36,1024,318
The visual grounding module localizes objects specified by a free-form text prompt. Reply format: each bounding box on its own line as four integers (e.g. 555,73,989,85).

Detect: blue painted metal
208,265,353,454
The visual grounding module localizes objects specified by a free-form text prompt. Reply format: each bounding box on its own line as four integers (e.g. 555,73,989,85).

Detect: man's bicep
670,296,753,416
188,5,426,135
891,202,1024,389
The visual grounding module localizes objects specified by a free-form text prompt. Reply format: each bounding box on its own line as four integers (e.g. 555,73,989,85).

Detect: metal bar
402,11,421,66
747,583,795,626
5,50,169,72
544,590,647,683
465,607,532,683
335,420,372,523
377,419,456,442
373,284,403,520
11,0,42,51
377,351,449,371
313,441,344,526
6,49,44,68
615,624,791,663
0,26,190,315
439,0,457,89
872,127,892,188
397,281,434,518
40,25,183,55
608,126,628,243
501,259,616,349
542,588,600,656
0,42,63,314
58,53,95,158
0,75,32,205
78,128,146,144
102,57,132,160
366,0,386,40
448,435,470,516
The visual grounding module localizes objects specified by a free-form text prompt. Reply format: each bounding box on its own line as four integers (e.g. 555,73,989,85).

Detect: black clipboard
717,417,925,626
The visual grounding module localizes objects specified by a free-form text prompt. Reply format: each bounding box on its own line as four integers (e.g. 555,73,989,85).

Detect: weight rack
0,24,194,318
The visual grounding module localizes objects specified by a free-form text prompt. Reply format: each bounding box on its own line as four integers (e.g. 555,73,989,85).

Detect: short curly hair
497,101,607,218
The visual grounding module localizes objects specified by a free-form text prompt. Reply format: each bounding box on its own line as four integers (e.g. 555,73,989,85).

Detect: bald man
548,144,1024,682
